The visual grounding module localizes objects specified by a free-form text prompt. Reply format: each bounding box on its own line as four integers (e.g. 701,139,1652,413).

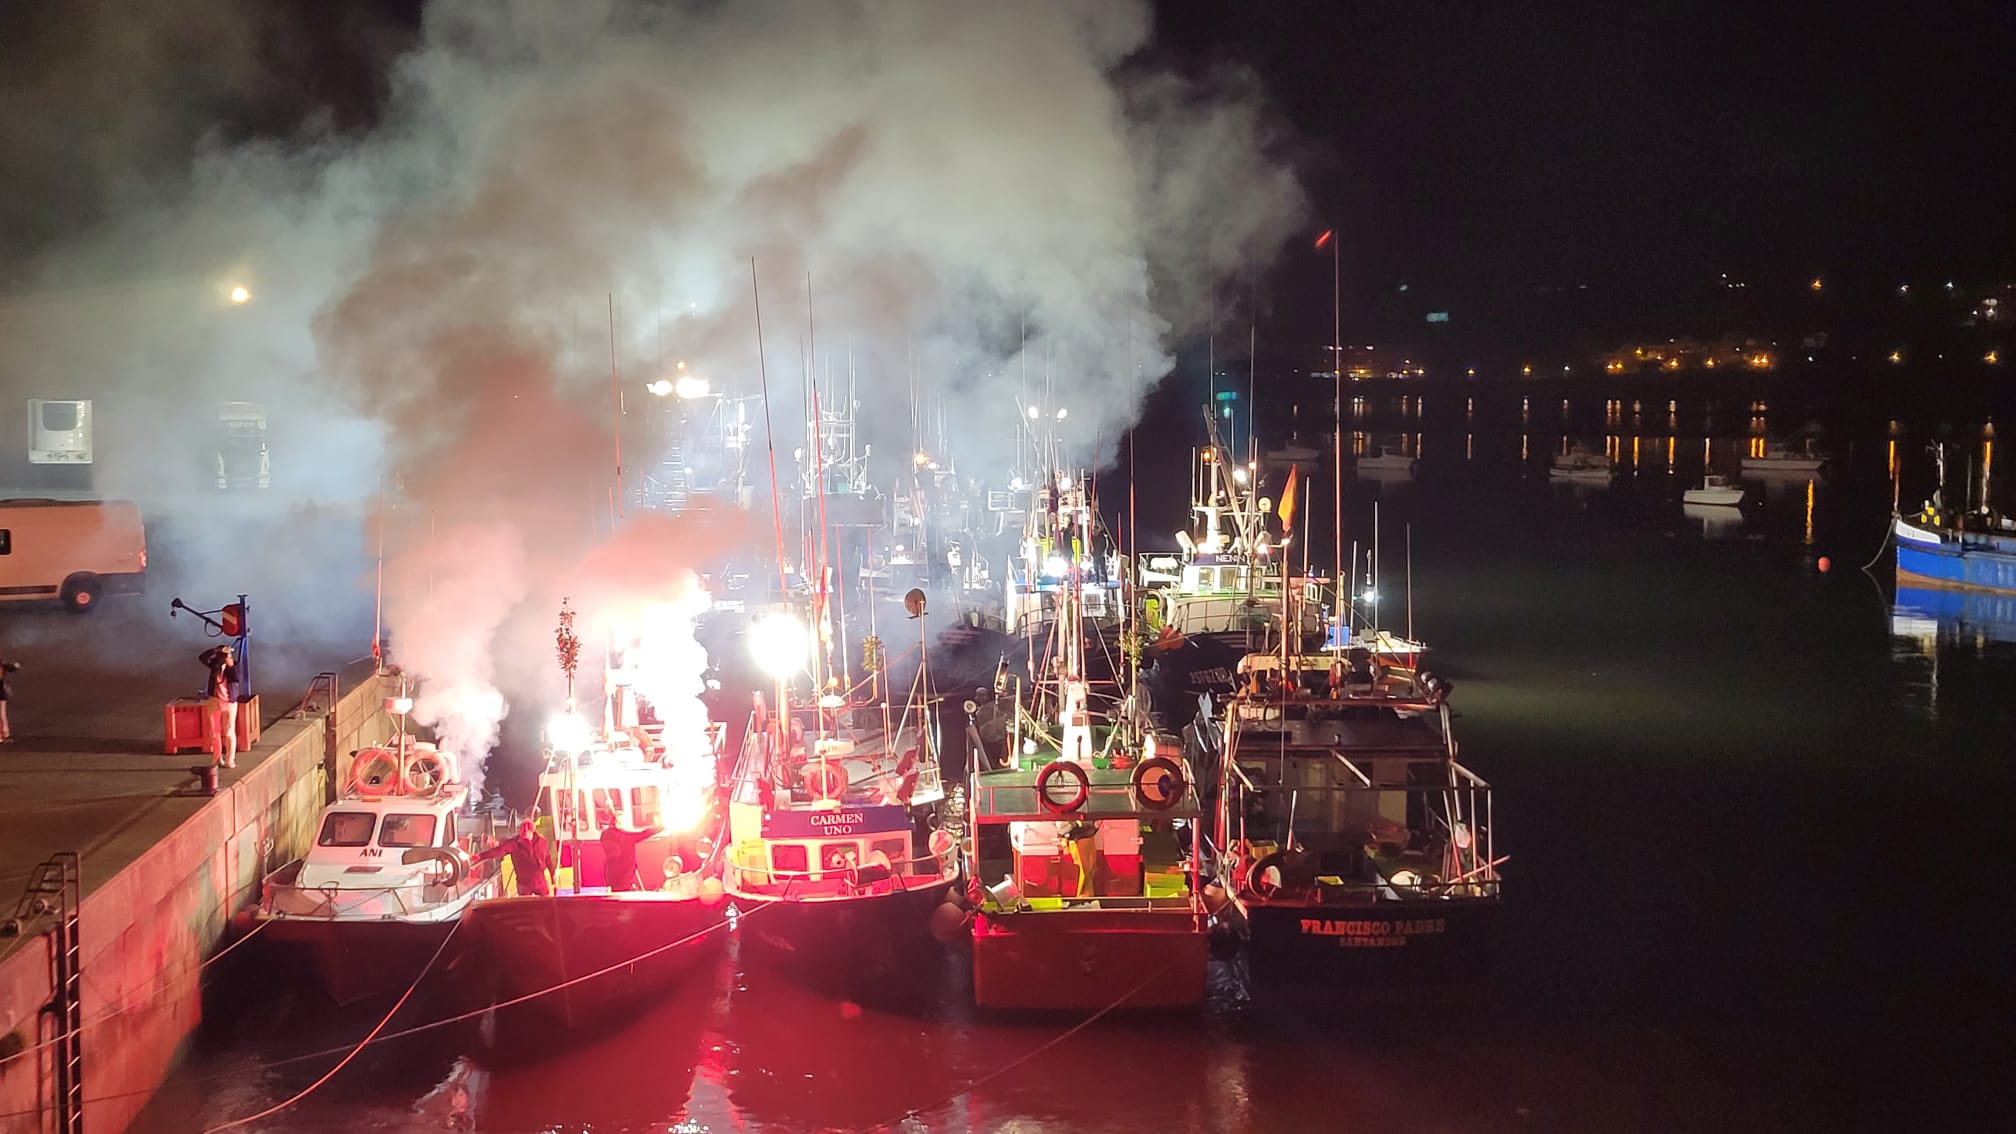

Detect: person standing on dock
0,657,18,743
475,821,554,897
596,806,661,892
198,645,239,768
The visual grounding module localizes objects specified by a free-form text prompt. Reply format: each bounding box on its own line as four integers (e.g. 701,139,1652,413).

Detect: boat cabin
727,731,952,897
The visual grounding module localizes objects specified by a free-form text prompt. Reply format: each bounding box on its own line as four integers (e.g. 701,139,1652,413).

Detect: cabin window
317,812,376,847
591,787,624,823
379,813,438,848
40,402,79,431
819,842,859,873
0,530,10,555
771,843,809,875
630,786,661,828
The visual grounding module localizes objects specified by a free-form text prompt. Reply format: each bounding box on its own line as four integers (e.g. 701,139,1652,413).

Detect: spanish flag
1277,465,1299,530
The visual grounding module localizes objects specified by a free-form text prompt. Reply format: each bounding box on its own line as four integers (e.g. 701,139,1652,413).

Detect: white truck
27,399,92,465
215,401,271,491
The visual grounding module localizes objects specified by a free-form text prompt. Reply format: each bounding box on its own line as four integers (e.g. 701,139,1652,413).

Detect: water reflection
1892,585,2016,651
1683,502,1746,540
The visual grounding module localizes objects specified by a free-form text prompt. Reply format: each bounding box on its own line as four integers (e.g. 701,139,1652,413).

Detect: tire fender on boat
400,846,472,887
1035,760,1090,815
1129,756,1188,810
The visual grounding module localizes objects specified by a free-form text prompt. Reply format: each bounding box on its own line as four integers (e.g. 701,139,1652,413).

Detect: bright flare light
227,285,251,304
547,711,593,754
1043,555,1069,577
674,374,710,399
1027,406,1041,420
646,379,675,397
749,613,810,678
1231,467,1249,485
1360,589,1380,604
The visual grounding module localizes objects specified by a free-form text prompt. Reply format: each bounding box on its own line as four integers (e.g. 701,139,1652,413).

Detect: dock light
646,379,674,397
227,285,251,305
749,613,810,678
914,451,930,466
1810,278,1823,291
547,712,593,754
674,374,710,399
1360,589,1379,604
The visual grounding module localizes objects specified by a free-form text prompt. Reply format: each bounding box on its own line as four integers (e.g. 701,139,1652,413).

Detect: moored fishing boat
460,602,731,1034
1683,474,1745,507
967,470,1209,1012
1214,649,1502,985
251,702,499,1005
1549,444,1613,482
1894,443,2016,594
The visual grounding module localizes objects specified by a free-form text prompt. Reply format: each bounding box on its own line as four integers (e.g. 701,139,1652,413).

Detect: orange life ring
802,761,847,801
401,752,449,796
349,748,402,795
1129,756,1187,810
1035,760,1090,815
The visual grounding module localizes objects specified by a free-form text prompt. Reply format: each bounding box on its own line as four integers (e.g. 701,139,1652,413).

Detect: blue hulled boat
1895,515,2016,595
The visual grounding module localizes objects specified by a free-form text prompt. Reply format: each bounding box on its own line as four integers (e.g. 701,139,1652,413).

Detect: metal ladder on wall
7,853,84,1134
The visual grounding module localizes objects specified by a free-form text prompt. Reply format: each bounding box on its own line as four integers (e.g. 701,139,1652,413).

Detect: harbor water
131,392,2011,1132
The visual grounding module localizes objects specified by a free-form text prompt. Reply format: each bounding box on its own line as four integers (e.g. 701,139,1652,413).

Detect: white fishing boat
1549,445,1613,482
252,705,498,1005
1682,474,1745,507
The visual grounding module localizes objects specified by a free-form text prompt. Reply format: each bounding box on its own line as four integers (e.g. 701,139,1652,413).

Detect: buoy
929,901,969,943
1817,556,1832,573
698,877,727,906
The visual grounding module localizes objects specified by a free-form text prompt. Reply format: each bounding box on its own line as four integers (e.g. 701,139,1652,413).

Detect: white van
0,499,147,611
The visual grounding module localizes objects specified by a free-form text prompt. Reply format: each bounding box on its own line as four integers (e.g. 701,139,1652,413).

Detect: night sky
2,1,2007,328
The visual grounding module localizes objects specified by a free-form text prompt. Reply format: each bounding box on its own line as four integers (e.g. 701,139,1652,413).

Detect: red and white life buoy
1035,760,1090,815
349,748,402,796
802,761,847,801
1129,756,1187,810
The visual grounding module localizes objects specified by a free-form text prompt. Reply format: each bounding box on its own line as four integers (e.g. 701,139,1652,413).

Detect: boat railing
1222,775,1500,900
262,865,493,920
969,772,1200,823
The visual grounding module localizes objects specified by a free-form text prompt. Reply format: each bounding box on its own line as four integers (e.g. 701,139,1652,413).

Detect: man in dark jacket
474,821,553,897
597,808,662,892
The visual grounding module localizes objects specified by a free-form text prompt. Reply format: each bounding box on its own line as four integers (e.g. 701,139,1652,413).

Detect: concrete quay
0,597,388,1134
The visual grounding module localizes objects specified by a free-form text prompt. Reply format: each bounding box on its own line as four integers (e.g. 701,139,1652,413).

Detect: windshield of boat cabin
378,813,438,847
318,812,376,847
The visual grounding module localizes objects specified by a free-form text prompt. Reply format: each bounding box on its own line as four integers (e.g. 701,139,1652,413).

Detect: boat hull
257,916,461,1006
1243,898,1497,985
1682,488,1744,507
735,876,958,993
1895,518,2016,594
461,892,729,1033
971,909,1208,1011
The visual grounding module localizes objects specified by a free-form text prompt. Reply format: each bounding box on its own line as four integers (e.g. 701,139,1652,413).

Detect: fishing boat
967,471,1210,1012
1214,648,1502,985
721,601,960,994
1740,437,1826,475
1894,445,2016,593
1548,444,1613,482
1355,447,1418,478
251,704,499,1005
1138,411,1319,651
460,604,731,1033
1682,474,1745,507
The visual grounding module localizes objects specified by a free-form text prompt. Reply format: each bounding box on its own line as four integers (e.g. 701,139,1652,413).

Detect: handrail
1331,751,1373,786
1450,761,1491,788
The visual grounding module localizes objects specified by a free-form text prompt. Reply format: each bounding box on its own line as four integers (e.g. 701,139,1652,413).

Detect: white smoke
3,0,1309,791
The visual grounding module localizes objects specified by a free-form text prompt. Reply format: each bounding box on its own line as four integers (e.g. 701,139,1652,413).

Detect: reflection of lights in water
1889,439,1899,510
1521,434,1529,462
1466,433,1473,461
1631,436,1640,467
1804,479,1815,546
1667,436,1676,471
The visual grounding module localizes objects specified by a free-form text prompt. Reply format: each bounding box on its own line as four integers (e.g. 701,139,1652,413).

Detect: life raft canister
1035,760,1090,815
1129,756,1187,810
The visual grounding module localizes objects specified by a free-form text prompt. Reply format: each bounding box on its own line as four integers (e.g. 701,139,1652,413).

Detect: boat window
771,843,809,875
592,787,624,822
379,813,438,848
317,812,376,847
443,812,457,847
820,842,860,873
630,786,661,828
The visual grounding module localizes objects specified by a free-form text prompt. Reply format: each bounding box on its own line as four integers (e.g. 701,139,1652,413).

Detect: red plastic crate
163,694,262,755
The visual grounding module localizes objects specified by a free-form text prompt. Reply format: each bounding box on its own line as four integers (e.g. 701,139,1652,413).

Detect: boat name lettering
1299,917,1444,947
762,803,910,839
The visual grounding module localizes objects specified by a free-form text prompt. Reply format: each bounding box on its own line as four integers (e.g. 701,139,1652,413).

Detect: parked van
0,499,147,611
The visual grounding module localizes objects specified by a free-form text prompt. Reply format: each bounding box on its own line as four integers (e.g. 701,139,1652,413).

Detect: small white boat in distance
1549,445,1613,482
1740,441,1825,475
1683,475,1745,507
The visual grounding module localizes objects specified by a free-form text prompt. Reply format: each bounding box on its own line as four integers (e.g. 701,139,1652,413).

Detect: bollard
190,764,220,796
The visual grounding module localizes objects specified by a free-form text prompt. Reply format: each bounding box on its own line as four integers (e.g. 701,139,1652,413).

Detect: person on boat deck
596,807,662,892
474,821,553,897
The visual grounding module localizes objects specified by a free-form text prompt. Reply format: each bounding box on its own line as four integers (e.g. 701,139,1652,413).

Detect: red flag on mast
1314,229,1334,250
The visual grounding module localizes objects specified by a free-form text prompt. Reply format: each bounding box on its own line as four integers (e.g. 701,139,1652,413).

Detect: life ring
802,761,847,801
928,828,957,866
349,748,403,795
1129,756,1187,810
1035,760,1090,815
401,752,450,796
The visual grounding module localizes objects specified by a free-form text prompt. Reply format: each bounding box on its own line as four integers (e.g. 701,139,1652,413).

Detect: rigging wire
201,919,462,1133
